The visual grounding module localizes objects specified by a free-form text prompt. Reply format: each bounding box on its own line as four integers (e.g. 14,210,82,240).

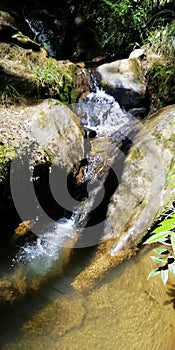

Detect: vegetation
0,43,77,106
66,0,175,108
144,169,175,285
0,76,20,105
66,0,175,57
33,58,77,104
1,1,174,107
144,21,175,108
0,143,16,180
45,0,174,109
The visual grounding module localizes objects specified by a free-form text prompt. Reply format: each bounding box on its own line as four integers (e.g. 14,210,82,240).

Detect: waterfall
75,71,132,137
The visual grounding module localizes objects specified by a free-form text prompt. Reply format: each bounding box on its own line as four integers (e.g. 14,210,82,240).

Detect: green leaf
167,174,175,180
153,221,175,233
147,269,160,280
153,248,169,255
151,256,167,263
151,214,175,234
144,231,171,244
168,261,175,276
170,232,175,254
167,168,175,174
167,168,175,176
161,269,169,285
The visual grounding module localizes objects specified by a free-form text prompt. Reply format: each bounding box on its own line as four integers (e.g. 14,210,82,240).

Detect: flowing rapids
76,88,132,137
11,216,76,278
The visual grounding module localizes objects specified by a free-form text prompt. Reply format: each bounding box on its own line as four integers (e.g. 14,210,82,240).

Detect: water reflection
1,245,175,350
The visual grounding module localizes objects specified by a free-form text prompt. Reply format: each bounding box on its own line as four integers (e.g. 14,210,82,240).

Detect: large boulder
0,99,85,301
0,99,84,174
0,99,84,225
28,99,84,168
96,58,147,107
72,104,175,291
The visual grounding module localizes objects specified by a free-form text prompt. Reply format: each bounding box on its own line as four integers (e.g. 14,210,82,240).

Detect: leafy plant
1,77,20,105
144,168,175,284
145,21,175,108
76,0,175,57
147,64,175,108
33,59,77,104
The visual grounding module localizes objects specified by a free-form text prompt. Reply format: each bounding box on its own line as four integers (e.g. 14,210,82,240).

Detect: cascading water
24,14,64,58
12,217,76,278
75,72,132,137
10,70,134,288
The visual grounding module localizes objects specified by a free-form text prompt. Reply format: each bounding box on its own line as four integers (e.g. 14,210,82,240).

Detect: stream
0,74,175,349
1,245,175,350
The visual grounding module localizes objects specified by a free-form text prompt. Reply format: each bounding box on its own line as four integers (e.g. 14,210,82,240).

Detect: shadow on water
0,140,174,348
74,130,136,249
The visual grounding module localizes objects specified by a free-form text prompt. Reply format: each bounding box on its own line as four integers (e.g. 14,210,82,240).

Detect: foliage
33,58,77,104
0,78,20,105
67,0,175,58
0,44,39,105
144,168,175,285
0,42,77,106
147,63,175,109
144,21,175,108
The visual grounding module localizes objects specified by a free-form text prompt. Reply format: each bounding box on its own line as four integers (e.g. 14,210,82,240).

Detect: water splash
76,88,131,137
12,217,76,278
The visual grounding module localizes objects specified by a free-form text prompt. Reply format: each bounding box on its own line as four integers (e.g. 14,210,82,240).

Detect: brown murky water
1,245,175,350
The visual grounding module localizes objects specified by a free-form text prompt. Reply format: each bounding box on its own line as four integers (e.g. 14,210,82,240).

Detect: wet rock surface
96,58,147,108
72,104,175,291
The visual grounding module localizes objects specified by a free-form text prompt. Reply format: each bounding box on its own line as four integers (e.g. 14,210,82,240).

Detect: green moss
129,58,142,78
59,64,78,104
152,130,162,141
37,111,49,128
0,144,16,179
0,42,79,106
168,133,175,142
130,147,144,161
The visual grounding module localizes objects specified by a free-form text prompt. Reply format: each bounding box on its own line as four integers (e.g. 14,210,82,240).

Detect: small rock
129,48,145,59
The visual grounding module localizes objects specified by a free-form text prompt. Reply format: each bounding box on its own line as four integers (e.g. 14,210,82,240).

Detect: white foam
76,89,131,137
12,217,75,276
